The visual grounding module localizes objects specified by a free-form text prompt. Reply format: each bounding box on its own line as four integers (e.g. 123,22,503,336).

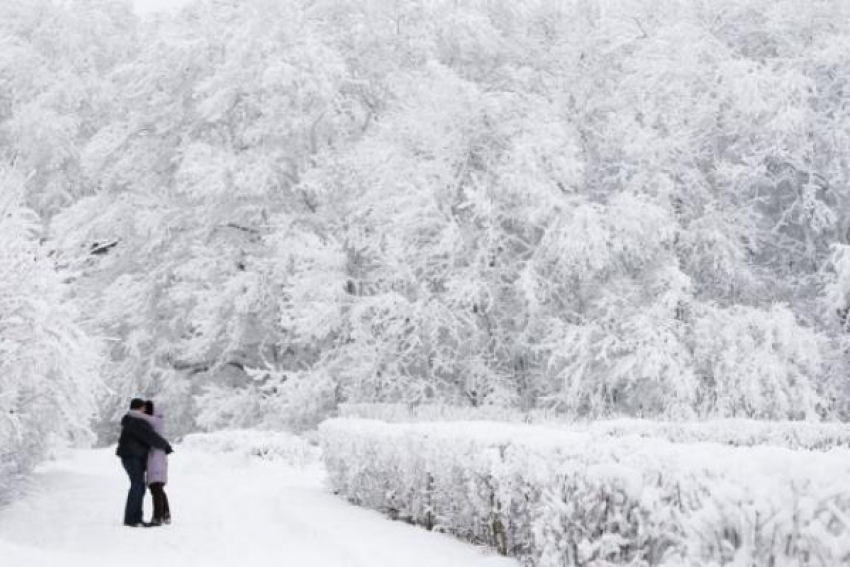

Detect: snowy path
0,448,516,567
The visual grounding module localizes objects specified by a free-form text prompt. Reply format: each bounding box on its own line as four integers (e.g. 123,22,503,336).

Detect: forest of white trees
2,0,850,467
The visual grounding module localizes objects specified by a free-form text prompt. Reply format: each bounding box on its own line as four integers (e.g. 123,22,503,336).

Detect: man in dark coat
116,398,173,527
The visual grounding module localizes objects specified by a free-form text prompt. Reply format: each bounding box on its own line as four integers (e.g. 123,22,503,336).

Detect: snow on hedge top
338,403,850,450
571,417,850,450
324,418,850,491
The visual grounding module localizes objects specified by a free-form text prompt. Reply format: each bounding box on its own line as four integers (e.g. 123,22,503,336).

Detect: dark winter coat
116,411,173,460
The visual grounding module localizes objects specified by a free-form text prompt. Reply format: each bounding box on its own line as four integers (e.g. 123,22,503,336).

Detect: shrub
320,419,850,566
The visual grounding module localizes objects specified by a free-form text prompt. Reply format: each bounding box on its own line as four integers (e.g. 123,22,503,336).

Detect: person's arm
127,418,173,454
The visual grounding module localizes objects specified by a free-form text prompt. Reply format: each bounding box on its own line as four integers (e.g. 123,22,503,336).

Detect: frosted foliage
678,206,759,300
0,0,848,432
175,143,233,199
197,368,337,432
322,419,850,567
543,194,676,284
495,107,585,223
693,304,823,419
553,310,697,419
0,167,101,499
273,225,348,343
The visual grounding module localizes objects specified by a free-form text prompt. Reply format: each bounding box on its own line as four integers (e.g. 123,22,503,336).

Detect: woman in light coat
143,400,171,526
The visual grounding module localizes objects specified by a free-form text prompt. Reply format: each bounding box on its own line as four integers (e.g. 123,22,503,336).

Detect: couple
115,398,174,527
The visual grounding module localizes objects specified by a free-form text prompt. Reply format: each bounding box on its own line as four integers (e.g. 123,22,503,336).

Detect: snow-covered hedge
320,419,850,566
181,429,315,465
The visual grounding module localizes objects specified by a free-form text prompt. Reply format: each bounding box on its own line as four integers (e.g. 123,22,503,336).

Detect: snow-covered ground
0,446,516,567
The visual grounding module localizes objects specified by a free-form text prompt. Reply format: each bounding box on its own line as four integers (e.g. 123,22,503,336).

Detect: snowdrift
181,429,315,465
320,419,850,566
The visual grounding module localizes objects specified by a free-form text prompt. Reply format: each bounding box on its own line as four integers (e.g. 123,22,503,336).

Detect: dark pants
121,457,147,525
149,482,170,522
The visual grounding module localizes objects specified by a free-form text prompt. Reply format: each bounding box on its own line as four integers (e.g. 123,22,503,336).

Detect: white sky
132,0,193,14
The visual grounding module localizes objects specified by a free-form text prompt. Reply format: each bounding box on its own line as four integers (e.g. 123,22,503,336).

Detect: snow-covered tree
0,166,102,497
3,0,849,431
